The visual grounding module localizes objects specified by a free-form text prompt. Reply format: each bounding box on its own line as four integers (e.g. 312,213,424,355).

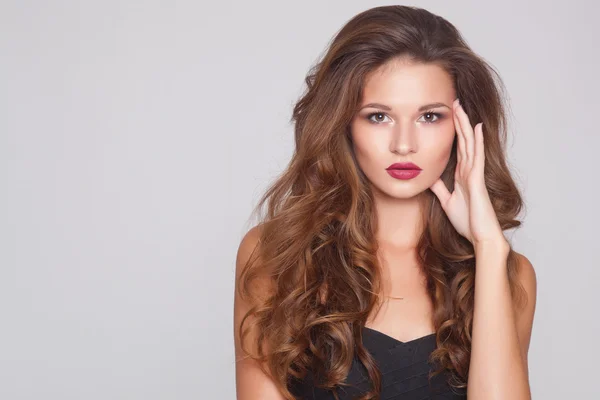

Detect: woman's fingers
430,178,451,207
454,99,475,170
453,99,466,167
473,122,485,178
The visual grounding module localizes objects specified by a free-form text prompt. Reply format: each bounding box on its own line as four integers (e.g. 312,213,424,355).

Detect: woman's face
350,58,457,200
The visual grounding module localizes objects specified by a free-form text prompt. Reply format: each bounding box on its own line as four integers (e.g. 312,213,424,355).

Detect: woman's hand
429,98,508,249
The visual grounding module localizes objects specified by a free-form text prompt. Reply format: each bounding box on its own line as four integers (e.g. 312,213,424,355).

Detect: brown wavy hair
236,5,527,399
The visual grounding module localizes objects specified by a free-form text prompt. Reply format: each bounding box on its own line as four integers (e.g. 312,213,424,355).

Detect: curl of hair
237,5,528,399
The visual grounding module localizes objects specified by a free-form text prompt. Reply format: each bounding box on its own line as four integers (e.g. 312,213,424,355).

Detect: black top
288,327,467,399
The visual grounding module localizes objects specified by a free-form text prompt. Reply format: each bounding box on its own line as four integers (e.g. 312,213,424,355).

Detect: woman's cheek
422,132,455,171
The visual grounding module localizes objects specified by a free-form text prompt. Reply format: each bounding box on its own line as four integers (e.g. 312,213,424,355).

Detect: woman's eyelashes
366,110,445,125
418,110,444,124
366,112,392,124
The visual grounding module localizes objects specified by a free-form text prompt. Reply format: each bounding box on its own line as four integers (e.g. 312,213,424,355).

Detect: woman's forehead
361,63,455,110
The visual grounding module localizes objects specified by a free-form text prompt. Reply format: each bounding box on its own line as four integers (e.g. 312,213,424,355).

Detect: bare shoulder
236,224,263,273
511,251,537,363
235,224,273,304
234,224,270,340
234,224,284,399
513,251,537,306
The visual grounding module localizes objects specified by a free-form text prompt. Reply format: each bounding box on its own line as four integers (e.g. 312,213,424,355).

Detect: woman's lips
386,169,421,180
386,162,422,180
387,162,421,170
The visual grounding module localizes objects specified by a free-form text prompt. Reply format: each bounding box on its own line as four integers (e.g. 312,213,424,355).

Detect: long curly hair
236,5,527,399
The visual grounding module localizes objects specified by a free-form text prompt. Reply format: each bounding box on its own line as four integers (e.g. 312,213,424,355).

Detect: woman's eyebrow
359,102,450,111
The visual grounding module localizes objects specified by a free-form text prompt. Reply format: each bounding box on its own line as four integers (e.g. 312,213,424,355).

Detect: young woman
234,5,536,400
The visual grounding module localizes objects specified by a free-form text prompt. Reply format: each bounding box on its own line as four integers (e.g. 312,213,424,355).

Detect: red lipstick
386,162,422,180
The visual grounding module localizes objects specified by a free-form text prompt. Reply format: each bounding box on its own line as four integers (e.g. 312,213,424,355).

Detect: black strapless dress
288,327,467,399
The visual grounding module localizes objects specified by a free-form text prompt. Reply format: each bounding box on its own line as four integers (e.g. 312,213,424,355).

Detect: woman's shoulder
234,224,286,398
236,225,263,264
509,250,537,362
235,223,273,298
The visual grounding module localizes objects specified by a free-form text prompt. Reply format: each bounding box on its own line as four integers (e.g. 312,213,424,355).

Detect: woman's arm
429,100,538,399
467,243,537,400
234,226,286,400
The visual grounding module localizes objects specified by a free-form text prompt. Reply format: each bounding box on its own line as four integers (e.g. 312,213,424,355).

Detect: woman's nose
389,123,417,155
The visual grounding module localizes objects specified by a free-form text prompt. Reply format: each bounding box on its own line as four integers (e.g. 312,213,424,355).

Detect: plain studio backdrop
1,0,598,399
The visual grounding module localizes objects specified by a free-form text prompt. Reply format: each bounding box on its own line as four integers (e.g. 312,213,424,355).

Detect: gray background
1,0,598,398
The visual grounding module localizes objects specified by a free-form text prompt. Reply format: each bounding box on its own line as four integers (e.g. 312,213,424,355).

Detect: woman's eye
367,112,391,124
367,111,443,124
418,112,442,124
